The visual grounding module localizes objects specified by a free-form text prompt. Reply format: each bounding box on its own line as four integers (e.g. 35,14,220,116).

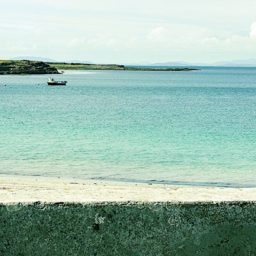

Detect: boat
47,78,67,86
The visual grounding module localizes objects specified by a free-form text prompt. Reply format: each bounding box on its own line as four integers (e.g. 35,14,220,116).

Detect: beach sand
0,175,256,203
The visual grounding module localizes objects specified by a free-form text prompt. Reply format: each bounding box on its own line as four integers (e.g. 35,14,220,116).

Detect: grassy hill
0,60,59,75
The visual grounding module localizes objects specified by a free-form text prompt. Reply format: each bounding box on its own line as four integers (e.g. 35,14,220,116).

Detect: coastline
49,62,198,72
0,60,198,75
1,174,256,203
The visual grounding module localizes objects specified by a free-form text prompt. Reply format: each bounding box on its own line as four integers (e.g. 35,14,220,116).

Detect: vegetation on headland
49,62,198,72
49,63,125,71
0,60,198,75
0,60,59,75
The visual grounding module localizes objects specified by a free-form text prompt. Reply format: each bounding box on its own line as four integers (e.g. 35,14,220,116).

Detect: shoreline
0,60,198,75
1,174,256,203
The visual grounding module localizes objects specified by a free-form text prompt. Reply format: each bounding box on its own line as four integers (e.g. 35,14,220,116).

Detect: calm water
1,67,256,187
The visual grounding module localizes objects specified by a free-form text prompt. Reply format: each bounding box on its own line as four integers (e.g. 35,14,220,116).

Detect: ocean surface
1,67,256,187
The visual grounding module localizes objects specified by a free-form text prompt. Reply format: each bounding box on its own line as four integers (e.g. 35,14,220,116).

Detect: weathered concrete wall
0,202,256,255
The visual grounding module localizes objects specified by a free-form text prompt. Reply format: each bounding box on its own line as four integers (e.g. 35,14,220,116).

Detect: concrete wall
0,202,256,255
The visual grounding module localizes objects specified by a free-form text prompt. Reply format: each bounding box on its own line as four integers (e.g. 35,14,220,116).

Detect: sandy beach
0,175,256,203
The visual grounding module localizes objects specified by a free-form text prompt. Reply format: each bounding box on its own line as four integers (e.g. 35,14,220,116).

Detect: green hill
0,60,59,75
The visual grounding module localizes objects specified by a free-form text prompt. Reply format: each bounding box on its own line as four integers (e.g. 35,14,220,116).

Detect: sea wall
0,202,256,255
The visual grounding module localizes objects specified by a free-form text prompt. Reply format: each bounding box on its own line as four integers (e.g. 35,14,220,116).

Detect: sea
1,66,256,187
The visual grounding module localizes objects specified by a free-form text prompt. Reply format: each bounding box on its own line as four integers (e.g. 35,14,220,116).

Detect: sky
1,0,256,64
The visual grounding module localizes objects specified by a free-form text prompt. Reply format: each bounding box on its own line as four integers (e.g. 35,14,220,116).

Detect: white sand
0,175,256,203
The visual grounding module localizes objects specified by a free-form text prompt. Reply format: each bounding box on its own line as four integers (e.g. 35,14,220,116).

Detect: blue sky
1,0,256,64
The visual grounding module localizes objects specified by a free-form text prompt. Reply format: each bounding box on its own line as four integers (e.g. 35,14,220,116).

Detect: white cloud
250,22,256,38
2,1,256,63
148,27,168,42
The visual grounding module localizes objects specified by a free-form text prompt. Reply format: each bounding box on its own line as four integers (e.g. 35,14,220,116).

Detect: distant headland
0,60,198,75
49,62,198,72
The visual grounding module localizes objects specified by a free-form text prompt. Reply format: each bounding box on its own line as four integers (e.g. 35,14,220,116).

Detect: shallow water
1,67,256,187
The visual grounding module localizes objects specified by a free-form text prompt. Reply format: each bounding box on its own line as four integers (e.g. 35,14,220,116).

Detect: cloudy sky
1,0,256,64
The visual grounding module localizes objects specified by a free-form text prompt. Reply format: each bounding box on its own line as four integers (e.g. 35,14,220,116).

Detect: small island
0,60,198,75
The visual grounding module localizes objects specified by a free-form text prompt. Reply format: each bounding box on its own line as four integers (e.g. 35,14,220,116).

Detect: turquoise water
1,67,256,187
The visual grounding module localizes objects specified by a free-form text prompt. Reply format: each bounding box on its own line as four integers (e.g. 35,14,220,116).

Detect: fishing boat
47,78,67,86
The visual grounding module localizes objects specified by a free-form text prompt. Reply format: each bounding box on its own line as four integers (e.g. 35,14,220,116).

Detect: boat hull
47,81,67,86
